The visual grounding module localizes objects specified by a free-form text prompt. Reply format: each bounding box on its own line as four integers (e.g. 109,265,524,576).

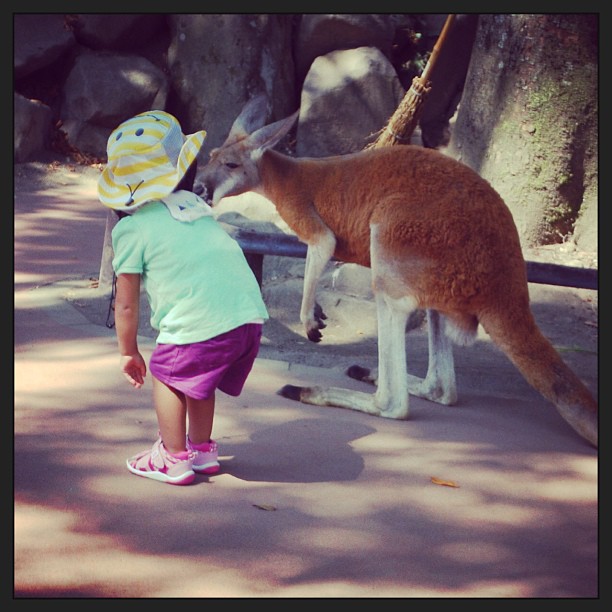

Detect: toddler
98,110,268,485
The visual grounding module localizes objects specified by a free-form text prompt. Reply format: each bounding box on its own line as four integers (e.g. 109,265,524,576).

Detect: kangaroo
197,94,598,448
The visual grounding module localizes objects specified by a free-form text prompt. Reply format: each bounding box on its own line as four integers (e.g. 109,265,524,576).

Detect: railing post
244,252,264,287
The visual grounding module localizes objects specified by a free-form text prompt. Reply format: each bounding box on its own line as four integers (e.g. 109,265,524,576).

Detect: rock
294,14,397,86
14,14,75,79
14,93,53,162
296,46,405,157
60,51,169,156
71,14,166,51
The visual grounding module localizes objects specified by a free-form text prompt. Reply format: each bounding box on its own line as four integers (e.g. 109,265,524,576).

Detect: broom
369,14,456,148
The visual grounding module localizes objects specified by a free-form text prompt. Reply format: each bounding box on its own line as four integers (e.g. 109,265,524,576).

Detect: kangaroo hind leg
278,291,412,419
346,308,425,385
348,309,475,406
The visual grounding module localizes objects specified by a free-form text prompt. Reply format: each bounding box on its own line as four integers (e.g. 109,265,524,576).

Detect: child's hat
98,110,206,211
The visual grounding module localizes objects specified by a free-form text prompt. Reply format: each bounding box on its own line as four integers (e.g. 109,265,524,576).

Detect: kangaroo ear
248,110,299,152
224,94,270,144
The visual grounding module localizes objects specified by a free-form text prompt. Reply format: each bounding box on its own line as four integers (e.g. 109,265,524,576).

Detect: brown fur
262,146,526,313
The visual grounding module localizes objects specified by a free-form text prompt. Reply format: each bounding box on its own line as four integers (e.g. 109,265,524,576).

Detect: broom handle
419,14,456,85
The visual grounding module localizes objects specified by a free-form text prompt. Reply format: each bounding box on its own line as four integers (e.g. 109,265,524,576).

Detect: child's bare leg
152,376,187,454
186,393,216,445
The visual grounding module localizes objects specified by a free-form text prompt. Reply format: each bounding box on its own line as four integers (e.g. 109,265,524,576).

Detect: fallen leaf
253,503,277,511
431,476,459,488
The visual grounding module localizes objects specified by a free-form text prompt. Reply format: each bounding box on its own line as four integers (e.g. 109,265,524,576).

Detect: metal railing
222,224,598,291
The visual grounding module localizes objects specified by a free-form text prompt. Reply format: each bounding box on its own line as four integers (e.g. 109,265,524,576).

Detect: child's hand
119,353,147,388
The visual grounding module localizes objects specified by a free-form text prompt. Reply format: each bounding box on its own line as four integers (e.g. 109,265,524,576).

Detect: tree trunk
448,14,597,251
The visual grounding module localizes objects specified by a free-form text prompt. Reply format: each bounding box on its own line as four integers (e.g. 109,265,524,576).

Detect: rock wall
14,13,459,163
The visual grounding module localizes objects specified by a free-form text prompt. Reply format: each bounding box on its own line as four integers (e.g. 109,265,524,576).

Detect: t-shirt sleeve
111,216,145,275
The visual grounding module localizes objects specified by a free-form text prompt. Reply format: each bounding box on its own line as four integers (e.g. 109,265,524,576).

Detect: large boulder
294,14,398,87
296,46,405,157
60,51,168,157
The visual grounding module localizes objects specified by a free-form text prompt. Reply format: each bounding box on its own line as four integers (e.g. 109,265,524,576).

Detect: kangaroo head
197,94,299,206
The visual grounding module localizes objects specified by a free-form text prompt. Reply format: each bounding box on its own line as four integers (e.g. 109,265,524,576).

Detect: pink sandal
188,438,220,474
127,437,195,485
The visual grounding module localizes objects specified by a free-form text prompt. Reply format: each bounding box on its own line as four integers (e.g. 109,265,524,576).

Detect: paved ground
14,160,598,598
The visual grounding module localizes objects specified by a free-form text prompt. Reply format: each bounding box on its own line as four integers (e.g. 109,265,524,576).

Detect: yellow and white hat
98,110,206,211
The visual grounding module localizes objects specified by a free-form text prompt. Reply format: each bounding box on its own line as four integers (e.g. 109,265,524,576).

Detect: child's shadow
220,417,376,483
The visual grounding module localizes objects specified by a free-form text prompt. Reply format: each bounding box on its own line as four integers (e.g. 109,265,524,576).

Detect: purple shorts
149,323,263,400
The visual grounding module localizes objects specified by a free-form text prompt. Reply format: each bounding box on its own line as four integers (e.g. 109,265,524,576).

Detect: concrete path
14,164,598,598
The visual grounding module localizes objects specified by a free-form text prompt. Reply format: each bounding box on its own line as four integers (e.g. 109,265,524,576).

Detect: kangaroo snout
192,181,205,197
192,178,210,201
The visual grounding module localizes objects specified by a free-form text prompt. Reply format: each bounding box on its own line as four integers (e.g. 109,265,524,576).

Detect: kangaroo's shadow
220,417,375,483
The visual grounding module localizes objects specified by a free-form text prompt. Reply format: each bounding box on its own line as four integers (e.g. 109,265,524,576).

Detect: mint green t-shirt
111,200,268,345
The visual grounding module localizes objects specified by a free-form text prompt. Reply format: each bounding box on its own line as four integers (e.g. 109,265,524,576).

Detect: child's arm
114,273,147,388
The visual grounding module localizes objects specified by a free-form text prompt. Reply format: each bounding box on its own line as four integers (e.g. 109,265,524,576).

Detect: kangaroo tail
480,309,597,448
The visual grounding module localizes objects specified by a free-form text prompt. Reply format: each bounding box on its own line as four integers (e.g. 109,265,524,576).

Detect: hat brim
98,130,206,211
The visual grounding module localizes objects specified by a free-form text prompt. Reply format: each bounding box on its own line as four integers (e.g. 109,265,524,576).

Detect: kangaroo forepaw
314,303,327,329
305,308,327,342
306,327,323,342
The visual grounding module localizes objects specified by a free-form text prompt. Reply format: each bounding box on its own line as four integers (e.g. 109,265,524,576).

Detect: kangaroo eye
225,162,239,169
